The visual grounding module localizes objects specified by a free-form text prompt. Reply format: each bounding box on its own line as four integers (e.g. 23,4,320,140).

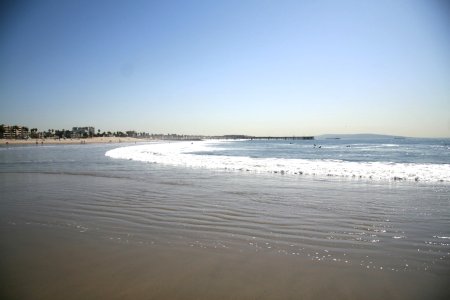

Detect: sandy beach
2,137,149,145
1,142,449,299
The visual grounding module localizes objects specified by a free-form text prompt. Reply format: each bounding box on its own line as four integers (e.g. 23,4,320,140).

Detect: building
0,124,29,139
72,126,95,138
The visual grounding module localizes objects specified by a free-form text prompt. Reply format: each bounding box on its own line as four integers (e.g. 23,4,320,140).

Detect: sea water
1,139,449,299
106,138,450,182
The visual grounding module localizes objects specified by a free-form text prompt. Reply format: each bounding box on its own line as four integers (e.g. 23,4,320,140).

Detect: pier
250,136,314,140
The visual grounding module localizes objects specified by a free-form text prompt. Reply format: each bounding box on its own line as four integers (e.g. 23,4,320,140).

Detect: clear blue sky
1,0,449,137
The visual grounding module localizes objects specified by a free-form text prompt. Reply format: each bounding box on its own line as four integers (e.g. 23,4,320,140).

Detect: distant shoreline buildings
0,124,314,140
0,124,98,139
0,124,30,139
0,124,200,140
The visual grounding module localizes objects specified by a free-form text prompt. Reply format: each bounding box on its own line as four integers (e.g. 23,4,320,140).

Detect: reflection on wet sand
0,143,449,299
1,224,447,300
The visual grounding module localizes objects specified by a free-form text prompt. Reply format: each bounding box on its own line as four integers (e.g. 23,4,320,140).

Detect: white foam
105,141,450,183
433,236,450,239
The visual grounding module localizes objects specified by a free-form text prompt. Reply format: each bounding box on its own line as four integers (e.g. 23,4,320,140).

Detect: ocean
1,138,449,299
106,138,450,182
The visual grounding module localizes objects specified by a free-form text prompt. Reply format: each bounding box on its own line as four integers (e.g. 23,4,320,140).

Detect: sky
1,0,449,137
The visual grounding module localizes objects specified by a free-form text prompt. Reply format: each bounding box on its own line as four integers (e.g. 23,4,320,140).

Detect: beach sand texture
1,143,449,299
2,223,445,300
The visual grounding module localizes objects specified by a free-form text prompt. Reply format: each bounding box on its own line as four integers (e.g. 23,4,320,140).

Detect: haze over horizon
1,0,449,138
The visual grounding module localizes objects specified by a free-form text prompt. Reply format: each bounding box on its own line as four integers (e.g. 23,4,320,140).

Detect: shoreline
1,170,449,299
1,137,151,145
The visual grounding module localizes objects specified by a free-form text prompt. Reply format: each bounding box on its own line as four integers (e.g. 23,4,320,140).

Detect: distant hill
318,133,406,140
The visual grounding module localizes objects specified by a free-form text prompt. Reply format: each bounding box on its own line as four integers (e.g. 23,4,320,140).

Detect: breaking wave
105,141,450,183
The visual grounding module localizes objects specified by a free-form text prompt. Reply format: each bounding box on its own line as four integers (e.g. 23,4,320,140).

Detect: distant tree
30,128,38,138
126,131,136,137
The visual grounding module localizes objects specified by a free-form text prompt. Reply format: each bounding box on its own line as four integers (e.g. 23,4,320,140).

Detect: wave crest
105,141,450,183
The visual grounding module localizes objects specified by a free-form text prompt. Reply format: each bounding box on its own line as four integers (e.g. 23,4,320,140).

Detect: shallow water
1,143,449,299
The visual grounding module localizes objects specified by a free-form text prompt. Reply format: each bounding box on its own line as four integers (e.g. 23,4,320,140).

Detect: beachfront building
72,126,95,138
0,124,29,139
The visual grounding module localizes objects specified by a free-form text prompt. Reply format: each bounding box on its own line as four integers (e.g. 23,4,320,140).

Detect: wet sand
1,224,447,300
1,144,449,299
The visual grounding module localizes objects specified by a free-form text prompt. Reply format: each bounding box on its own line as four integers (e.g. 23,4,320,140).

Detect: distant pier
250,136,314,140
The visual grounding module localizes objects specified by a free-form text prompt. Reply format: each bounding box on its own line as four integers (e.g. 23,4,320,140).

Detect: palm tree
30,128,38,139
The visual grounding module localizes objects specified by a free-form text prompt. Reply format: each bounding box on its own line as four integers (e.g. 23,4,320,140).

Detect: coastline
1,137,149,145
1,143,449,299
1,165,449,299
